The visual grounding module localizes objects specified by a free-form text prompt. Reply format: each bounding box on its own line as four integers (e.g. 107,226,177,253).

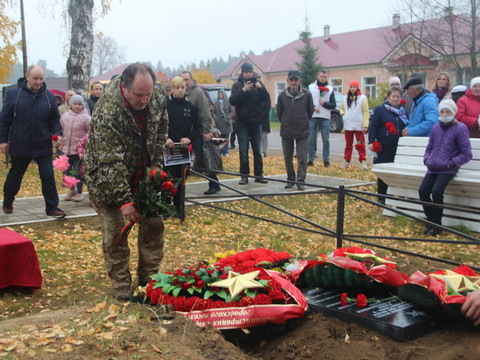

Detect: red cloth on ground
0,228,42,289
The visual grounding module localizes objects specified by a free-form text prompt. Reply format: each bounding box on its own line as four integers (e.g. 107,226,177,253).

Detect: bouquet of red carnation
372,141,382,153
214,248,291,273
385,122,398,135
318,86,329,93
400,99,407,105
111,169,181,248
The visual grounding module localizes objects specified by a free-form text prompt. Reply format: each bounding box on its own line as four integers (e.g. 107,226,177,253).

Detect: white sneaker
72,193,84,202
360,162,368,170
339,161,350,169
64,189,76,201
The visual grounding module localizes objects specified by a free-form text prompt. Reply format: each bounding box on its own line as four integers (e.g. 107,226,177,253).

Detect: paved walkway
0,174,374,227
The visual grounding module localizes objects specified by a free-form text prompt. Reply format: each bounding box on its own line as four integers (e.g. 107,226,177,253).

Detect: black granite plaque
303,288,444,341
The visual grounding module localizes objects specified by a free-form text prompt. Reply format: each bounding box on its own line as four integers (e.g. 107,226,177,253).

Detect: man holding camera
229,62,270,184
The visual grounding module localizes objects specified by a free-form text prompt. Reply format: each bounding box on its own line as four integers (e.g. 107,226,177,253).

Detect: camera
245,77,257,84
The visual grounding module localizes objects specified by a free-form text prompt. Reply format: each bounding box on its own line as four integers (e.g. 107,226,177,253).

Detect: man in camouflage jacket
84,63,168,300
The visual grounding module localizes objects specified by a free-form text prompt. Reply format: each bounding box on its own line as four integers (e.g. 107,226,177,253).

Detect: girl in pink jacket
60,95,91,201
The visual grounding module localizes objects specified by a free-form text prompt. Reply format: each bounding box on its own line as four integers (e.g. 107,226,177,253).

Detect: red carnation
385,122,398,135
187,144,193,152
162,181,174,191
149,169,157,180
400,99,407,105
253,294,273,305
372,141,382,153
318,86,329,93
340,293,348,306
170,188,178,197
51,135,59,142
160,171,168,180
356,294,368,307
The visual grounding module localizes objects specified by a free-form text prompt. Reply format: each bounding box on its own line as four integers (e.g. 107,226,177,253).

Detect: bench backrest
393,137,480,171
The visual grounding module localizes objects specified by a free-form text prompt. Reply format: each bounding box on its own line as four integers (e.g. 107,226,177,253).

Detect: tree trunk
66,0,94,97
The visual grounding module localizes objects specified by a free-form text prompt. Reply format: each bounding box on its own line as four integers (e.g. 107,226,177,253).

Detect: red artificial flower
170,188,179,197
400,99,407,105
51,135,59,142
162,181,174,191
187,144,193,152
340,293,348,306
453,265,479,277
160,171,168,180
356,294,368,307
372,141,382,153
385,122,398,135
253,294,273,305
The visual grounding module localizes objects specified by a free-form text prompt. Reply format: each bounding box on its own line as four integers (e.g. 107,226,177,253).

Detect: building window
330,78,343,93
275,82,286,103
363,76,377,98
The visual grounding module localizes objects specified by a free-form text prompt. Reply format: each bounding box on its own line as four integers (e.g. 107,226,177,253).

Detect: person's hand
121,204,142,223
368,143,373,151
166,138,175,148
203,133,212,141
242,81,255,92
314,107,320,113
179,137,190,146
0,143,8,154
254,81,262,89
402,128,409,136
462,289,480,326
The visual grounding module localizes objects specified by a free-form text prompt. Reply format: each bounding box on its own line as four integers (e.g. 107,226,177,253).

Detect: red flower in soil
170,188,178,197
372,141,382,153
162,181,174,191
400,99,407,105
356,294,368,307
159,171,168,180
340,293,348,306
51,135,59,142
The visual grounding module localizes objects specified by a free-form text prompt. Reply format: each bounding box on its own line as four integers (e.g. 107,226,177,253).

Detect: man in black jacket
0,65,65,217
229,62,270,184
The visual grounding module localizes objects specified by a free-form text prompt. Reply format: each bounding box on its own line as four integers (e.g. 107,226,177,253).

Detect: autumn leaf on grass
87,302,107,313
151,344,163,354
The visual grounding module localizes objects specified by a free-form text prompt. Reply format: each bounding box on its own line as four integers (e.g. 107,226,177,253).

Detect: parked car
197,84,232,114
329,91,344,133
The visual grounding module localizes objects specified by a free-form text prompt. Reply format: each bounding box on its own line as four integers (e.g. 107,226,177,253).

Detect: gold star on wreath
430,270,480,293
210,270,264,298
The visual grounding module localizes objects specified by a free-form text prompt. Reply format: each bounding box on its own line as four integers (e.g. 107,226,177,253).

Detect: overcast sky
7,0,397,75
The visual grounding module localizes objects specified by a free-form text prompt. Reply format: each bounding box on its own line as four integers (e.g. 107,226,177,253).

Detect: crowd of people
1,63,479,323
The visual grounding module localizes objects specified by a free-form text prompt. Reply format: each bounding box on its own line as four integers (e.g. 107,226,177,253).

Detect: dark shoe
115,290,135,302
239,177,249,185
377,198,386,205
307,161,314,167
255,177,268,184
426,227,441,236
230,144,235,149
2,199,13,214
297,184,306,191
204,187,220,195
285,183,294,189
324,161,330,168
46,207,66,218
422,225,432,235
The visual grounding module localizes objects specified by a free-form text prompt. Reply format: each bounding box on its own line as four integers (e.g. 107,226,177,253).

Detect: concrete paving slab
0,174,374,227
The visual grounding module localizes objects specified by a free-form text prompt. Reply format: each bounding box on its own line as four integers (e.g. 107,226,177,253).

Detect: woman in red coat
456,76,480,137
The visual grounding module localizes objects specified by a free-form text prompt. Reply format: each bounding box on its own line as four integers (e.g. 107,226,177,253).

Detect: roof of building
90,63,132,82
219,14,476,77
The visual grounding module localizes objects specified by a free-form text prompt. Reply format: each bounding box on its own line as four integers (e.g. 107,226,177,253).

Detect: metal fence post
336,185,345,248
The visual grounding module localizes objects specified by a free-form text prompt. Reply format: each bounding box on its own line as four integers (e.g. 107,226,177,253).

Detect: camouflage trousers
92,201,164,294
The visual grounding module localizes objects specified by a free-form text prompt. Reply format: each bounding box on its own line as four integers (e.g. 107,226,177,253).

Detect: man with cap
277,70,314,190
307,70,336,168
402,77,439,137
164,84,172,97
450,85,467,104
229,62,270,184
456,77,480,137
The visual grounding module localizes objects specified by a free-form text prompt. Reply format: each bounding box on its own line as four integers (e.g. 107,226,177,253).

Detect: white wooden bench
372,136,480,232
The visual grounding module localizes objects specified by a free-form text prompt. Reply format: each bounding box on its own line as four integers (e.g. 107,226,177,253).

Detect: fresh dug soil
1,300,479,360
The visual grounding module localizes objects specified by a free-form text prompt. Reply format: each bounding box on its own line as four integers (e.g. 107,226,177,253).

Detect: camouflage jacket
84,76,169,208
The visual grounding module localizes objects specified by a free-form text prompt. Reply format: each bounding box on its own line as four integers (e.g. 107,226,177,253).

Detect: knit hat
69,95,85,108
438,99,457,116
389,76,402,87
470,77,480,88
349,80,360,88
241,62,254,73
451,85,467,94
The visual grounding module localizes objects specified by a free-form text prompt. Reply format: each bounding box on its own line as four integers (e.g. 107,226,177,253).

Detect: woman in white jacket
339,81,369,169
